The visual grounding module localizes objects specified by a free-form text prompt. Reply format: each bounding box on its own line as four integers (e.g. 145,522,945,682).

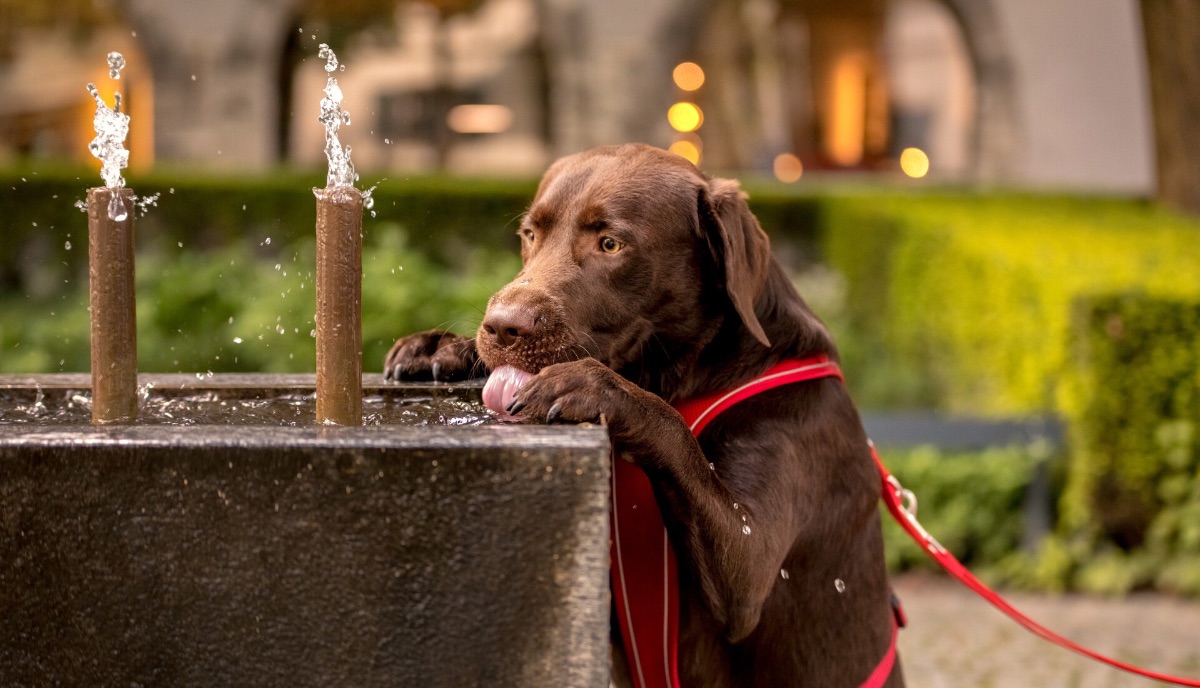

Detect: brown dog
384,143,903,687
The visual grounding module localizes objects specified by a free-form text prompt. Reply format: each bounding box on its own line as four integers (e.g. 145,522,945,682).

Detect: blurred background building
0,0,1153,191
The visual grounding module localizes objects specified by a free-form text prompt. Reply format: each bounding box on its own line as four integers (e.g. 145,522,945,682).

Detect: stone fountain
0,49,611,687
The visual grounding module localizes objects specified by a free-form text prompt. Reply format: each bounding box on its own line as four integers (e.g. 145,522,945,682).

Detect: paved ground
893,573,1200,687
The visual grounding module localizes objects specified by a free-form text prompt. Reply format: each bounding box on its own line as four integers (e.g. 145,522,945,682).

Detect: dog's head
476,143,776,396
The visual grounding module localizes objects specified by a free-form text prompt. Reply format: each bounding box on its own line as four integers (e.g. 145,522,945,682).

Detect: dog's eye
521,229,535,243
600,237,622,254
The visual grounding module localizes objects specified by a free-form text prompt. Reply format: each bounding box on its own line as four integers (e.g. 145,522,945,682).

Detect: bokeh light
773,153,804,183
667,102,703,133
669,140,701,165
900,147,930,178
446,104,514,134
672,62,705,91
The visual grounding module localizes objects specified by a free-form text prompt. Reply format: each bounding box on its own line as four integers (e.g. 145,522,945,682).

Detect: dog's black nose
482,303,537,348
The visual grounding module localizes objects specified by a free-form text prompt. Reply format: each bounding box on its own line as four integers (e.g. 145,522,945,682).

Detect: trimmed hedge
1051,294,1200,595
0,168,825,298
0,167,538,299
821,194,1200,414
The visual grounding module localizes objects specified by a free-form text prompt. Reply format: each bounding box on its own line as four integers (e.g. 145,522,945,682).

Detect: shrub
1054,294,1200,595
876,444,1046,576
820,194,1200,414
0,223,520,374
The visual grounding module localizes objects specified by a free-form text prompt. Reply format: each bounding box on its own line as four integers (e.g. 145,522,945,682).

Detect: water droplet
835,579,846,593
732,502,739,510
108,193,128,222
191,74,197,81
742,524,751,535
780,569,789,580
74,200,87,213
384,137,392,144
64,241,71,250
264,237,271,245
708,462,715,470
107,51,125,80
233,337,243,344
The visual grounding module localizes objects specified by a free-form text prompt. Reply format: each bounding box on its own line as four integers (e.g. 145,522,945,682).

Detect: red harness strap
611,356,895,688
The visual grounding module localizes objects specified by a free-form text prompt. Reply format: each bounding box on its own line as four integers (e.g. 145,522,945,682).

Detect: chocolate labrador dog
384,143,903,687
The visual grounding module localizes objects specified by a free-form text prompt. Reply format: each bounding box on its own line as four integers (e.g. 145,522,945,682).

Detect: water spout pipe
315,186,363,425
87,187,137,424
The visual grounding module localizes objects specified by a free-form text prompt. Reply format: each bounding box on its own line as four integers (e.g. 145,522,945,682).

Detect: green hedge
1046,294,1200,595
0,223,520,374
877,444,1047,577
821,194,1200,414
0,167,538,299
0,168,825,299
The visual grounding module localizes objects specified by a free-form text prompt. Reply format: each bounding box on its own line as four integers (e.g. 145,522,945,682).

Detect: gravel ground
893,573,1200,687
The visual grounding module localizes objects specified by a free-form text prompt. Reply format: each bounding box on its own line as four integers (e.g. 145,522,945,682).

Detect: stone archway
932,0,1022,182
117,0,306,168
538,0,1022,181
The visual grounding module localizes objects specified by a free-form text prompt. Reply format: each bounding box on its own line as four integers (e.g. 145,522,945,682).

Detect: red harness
610,356,896,688
611,356,1200,688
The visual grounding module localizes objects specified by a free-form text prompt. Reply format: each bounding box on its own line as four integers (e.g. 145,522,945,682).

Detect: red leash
874,446,1200,687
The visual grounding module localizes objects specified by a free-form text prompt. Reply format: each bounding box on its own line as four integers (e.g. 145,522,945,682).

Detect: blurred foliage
820,193,1200,414
0,216,519,374
878,444,1046,579
1045,294,1200,596
820,197,1200,595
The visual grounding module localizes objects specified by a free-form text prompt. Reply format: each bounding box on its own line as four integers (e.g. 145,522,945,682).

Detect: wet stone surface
0,374,494,426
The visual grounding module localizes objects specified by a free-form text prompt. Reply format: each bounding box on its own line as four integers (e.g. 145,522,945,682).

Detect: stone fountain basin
0,374,611,688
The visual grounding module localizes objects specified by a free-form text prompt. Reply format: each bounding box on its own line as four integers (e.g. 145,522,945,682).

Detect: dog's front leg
509,357,797,643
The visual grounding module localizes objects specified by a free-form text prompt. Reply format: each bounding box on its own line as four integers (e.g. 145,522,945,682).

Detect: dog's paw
506,358,620,424
383,330,484,382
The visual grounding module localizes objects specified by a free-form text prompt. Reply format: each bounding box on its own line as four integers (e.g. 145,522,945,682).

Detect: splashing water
86,51,130,221
317,44,356,190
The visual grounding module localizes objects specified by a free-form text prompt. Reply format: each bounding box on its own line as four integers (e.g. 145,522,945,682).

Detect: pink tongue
482,365,534,418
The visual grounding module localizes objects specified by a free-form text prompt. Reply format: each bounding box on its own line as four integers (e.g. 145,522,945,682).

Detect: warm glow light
669,140,701,165
900,147,930,178
673,62,705,91
827,54,867,166
446,104,514,134
667,102,703,133
773,153,804,183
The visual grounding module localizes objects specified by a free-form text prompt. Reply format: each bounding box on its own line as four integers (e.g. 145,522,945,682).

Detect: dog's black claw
546,402,563,423
507,399,526,415
384,366,393,381
431,361,442,382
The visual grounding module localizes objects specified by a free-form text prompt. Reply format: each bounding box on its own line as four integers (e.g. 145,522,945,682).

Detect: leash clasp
884,472,947,555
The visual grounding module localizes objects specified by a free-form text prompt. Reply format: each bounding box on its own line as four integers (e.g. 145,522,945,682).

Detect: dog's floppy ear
699,177,772,348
